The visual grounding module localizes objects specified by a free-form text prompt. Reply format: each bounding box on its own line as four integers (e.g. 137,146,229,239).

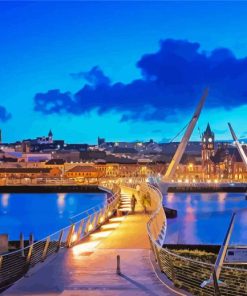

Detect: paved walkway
4,187,177,296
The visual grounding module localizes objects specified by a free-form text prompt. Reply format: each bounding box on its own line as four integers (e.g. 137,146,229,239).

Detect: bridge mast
228,123,247,169
163,88,208,181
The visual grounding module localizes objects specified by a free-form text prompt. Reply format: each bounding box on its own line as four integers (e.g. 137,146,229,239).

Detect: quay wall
0,185,103,193
168,186,246,192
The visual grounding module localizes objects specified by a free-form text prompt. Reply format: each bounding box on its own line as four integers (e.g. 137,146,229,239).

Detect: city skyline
1,2,247,143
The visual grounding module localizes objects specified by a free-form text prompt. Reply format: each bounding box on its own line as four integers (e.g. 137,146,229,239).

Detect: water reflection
57,193,66,215
0,192,106,240
1,193,10,214
164,192,247,245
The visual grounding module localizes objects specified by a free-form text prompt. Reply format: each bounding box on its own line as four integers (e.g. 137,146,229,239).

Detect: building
201,123,215,179
200,124,247,182
98,137,105,146
0,167,61,184
65,165,101,181
36,130,53,144
210,144,247,181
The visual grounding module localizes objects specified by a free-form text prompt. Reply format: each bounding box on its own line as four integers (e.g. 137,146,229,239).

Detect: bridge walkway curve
4,187,180,296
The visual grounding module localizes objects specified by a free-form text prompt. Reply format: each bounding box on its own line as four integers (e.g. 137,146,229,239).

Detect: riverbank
0,185,103,193
168,185,246,193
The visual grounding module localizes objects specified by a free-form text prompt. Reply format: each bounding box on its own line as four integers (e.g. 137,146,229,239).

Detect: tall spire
205,123,212,135
48,129,53,137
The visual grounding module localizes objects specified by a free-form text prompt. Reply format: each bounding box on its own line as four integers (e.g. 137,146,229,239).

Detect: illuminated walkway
4,188,177,296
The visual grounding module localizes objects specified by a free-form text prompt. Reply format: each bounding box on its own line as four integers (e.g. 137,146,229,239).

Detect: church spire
205,123,212,135
48,129,53,143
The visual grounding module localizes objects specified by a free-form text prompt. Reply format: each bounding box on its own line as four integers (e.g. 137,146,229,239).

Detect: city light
72,241,99,256
90,230,112,239
88,224,93,232
72,233,77,243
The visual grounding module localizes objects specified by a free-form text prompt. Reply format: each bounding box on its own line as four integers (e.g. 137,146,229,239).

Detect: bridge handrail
146,183,166,247
146,184,247,295
0,185,121,291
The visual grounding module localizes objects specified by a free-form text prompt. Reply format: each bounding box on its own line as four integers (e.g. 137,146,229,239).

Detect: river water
0,192,106,240
163,192,247,245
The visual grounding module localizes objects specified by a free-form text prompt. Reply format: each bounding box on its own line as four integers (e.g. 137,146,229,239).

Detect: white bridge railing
0,185,121,292
146,184,247,296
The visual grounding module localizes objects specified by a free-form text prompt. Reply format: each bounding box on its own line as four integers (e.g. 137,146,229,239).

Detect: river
0,192,106,240
163,192,247,245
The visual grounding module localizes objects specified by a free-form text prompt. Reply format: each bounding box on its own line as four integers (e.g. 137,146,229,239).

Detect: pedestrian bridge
1,183,247,296
2,183,177,296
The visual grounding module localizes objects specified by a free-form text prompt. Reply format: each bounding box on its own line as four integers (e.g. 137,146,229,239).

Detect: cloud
34,39,247,122
0,106,11,122
70,66,111,86
34,89,73,114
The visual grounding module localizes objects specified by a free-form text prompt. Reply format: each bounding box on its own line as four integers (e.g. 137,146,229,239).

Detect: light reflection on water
57,193,66,216
163,192,247,245
1,194,10,213
0,192,106,240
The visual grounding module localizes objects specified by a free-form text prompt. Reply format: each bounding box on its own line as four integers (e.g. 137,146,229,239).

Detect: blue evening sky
0,1,247,143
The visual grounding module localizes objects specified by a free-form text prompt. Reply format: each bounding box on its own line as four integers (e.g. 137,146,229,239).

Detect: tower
48,129,53,143
202,123,215,164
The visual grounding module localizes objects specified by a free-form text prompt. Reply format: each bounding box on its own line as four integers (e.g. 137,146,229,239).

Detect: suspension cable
168,121,189,143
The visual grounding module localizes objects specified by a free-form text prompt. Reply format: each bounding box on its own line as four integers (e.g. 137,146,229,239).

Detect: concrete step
118,208,131,212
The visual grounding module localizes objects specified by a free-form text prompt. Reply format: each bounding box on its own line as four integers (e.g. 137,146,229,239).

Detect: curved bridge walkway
4,187,177,296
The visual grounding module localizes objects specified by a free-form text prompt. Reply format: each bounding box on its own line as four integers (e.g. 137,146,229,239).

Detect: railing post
153,244,163,271
0,256,3,270
77,220,84,241
29,233,34,245
83,216,90,235
56,230,63,252
20,232,24,257
90,212,97,231
66,224,75,248
168,253,176,284
41,236,50,262
25,244,33,272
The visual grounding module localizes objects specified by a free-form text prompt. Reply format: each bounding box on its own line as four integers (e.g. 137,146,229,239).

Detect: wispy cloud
0,106,11,122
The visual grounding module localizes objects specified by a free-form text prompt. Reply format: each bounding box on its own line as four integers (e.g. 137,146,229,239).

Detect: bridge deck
4,187,177,296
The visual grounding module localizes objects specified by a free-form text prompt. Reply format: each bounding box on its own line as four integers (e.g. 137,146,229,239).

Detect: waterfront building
173,154,203,182
65,165,101,181
211,144,247,181
0,167,61,184
173,124,247,182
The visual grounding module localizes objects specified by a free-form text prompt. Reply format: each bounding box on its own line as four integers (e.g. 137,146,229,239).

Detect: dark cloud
34,39,247,122
70,66,111,86
34,89,73,114
0,106,11,122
